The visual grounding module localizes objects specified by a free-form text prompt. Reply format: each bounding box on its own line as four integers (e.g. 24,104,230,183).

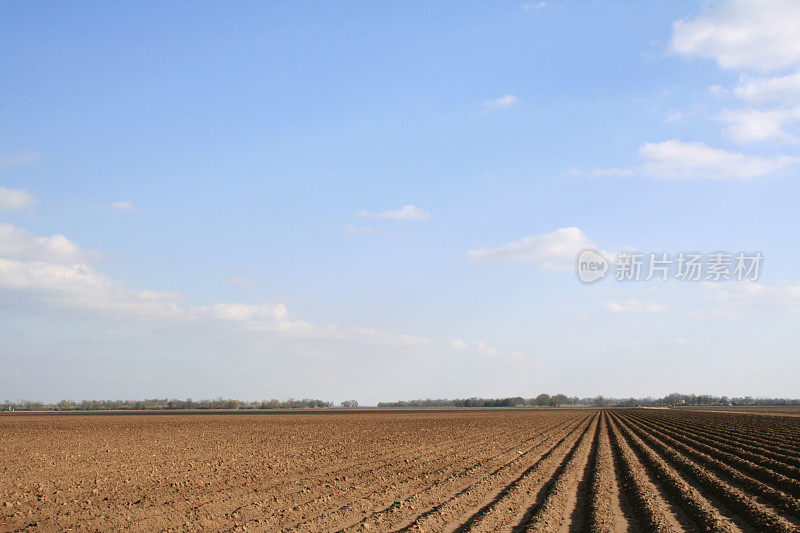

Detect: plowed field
1,409,799,531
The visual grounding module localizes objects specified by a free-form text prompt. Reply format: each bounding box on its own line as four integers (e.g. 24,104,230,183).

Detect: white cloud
521,2,546,12
227,276,259,288
671,0,800,72
468,227,596,270
708,84,729,97
357,204,430,220
0,223,100,264
699,280,800,317
0,259,185,318
109,200,135,211
578,3,800,192
670,4,800,150
665,111,690,123
719,107,800,142
195,302,297,328
450,339,470,350
0,186,36,211
0,256,311,331
586,140,796,180
0,153,42,170
451,337,528,362
603,299,666,313
0,254,391,345
0,223,524,363
571,166,635,178
483,94,518,112
735,72,800,104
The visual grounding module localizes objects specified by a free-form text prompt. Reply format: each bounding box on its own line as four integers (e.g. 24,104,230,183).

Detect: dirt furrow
148,415,590,532
655,410,800,444
393,414,595,532
617,413,797,533
586,412,627,533
515,412,600,532
286,415,586,532
124,437,478,530
635,414,800,478
638,414,800,465
455,412,599,532
629,414,800,503
606,414,682,532
4,409,800,532
610,413,739,532
48,413,567,532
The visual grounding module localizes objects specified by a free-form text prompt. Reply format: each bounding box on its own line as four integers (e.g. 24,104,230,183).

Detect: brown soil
1,408,799,532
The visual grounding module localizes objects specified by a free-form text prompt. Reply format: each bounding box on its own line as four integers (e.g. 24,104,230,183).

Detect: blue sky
1,0,799,404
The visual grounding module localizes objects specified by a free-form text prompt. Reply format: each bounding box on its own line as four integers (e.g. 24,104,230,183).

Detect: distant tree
340,400,359,408
551,394,568,406
499,397,524,407
22,400,44,411
535,393,551,407
592,395,609,407
56,400,77,411
664,393,683,406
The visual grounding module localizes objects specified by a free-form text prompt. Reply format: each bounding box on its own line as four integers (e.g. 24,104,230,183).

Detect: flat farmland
1,409,799,532
677,405,800,416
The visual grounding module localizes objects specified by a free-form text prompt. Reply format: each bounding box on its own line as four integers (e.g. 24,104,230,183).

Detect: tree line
1,398,333,412
3,393,798,412
377,393,800,408
378,394,574,408
593,393,800,407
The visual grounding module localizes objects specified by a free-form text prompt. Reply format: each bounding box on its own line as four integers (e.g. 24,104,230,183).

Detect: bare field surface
1,409,799,532
676,406,800,416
